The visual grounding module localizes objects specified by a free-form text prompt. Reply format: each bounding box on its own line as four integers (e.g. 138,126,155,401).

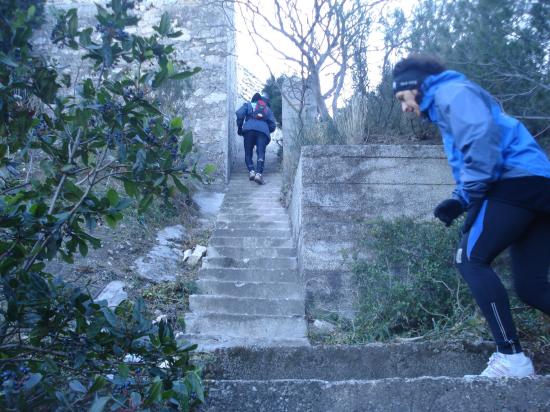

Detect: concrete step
200,376,550,412
203,343,495,380
226,187,282,193
223,196,282,202
208,246,296,259
203,256,297,270
219,209,286,217
209,237,293,248
215,221,290,231
181,334,309,351
185,313,307,339
189,295,304,316
216,214,289,222
196,279,302,299
198,268,299,283
212,229,291,238
222,201,285,207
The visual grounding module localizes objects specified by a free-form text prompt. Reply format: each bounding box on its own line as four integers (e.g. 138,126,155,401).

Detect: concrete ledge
201,375,550,412
301,144,448,159
288,144,454,318
204,342,496,380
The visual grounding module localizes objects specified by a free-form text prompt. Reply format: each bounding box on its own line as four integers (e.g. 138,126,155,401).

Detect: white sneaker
473,352,535,378
249,170,256,181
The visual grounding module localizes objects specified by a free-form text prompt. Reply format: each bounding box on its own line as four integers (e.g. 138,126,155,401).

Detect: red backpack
251,99,268,120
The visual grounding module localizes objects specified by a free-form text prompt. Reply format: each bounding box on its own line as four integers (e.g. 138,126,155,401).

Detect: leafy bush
0,0,206,410
351,218,550,345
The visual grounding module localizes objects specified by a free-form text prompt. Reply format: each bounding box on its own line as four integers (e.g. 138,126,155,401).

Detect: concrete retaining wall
289,144,455,317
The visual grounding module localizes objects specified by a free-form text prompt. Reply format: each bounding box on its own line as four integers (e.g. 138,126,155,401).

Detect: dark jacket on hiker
236,102,277,139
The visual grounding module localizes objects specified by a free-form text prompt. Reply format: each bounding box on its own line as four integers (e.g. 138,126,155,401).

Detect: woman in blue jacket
392,54,550,378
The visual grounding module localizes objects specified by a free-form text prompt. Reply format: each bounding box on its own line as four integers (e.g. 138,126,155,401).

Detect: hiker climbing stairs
184,166,308,349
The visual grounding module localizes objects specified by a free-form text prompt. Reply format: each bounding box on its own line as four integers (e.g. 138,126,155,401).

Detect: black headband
392,69,428,94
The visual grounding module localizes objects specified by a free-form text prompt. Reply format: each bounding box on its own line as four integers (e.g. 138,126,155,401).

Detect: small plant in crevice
350,217,550,347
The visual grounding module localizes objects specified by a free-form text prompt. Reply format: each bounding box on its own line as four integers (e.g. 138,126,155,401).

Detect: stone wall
36,0,236,182
288,144,455,318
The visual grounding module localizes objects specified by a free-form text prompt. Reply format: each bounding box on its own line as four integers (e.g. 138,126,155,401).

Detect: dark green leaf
106,188,119,206
171,175,189,194
157,12,171,36
179,132,193,156
123,180,138,197
69,380,87,393
89,396,111,412
22,373,42,390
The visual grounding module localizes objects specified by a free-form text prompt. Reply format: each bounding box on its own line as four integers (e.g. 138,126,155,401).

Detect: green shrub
351,218,550,345
0,1,206,410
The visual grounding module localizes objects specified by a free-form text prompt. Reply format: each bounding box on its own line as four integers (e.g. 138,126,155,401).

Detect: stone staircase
187,156,550,411
200,343,550,411
184,165,308,349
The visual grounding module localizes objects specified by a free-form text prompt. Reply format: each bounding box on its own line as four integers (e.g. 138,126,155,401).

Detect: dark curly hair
392,53,447,78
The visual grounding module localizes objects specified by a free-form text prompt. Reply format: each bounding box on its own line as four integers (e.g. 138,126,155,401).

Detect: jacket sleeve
235,103,248,128
441,87,502,201
266,109,277,133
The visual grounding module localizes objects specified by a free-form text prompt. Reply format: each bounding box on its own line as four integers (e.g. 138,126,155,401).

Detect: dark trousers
456,199,550,354
243,130,269,174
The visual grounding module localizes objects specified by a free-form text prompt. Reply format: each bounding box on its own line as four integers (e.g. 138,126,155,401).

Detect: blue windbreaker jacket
419,70,550,206
236,102,277,138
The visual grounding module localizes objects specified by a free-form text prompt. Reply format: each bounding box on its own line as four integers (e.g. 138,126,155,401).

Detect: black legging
456,199,550,354
243,130,269,174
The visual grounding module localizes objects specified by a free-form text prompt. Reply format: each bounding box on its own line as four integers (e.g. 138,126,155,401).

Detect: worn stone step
185,313,307,339
198,268,298,283
181,334,309,351
216,214,289,222
203,343,497,380
212,229,291,238
203,256,297,270
224,195,282,201
215,221,290,231
189,295,304,316
209,237,294,248
199,376,550,412
225,189,282,194
216,219,290,227
208,246,296,259
196,279,302,299
218,209,287,217
222,200,284,207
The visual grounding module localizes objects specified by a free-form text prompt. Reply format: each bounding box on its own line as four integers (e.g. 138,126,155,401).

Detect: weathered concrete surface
184,152,308,350
199,342,550,411
38,0,237,182
134,225,187,282
203,342,496,381
201,376,550,412
288,144,454,318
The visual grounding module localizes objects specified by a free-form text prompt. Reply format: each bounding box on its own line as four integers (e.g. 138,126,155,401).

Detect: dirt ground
46,194,214,324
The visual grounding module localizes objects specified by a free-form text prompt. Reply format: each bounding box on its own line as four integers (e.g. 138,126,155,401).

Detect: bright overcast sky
235,0,419,96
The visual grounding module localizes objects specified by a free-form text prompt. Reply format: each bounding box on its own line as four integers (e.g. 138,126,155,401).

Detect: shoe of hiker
249,170,256,181
470,352,535,378
254,173,264,185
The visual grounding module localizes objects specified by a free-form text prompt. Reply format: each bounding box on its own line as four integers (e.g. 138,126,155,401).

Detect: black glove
462,200,484,233
434,199,464,227
237,126,243,136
